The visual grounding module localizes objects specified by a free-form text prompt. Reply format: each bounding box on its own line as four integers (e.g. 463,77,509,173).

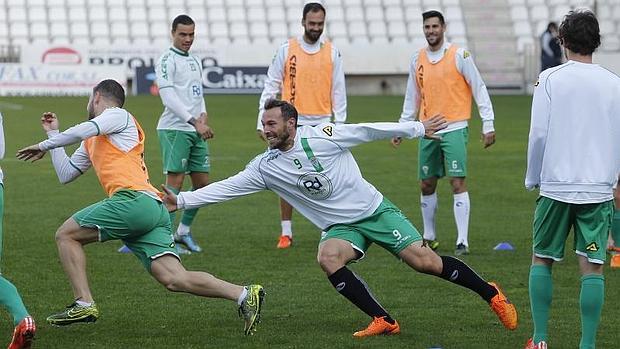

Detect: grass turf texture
0,95,617,348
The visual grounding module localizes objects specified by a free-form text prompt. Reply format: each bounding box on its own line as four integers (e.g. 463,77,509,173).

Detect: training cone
493,242,515,251
117,245,132,253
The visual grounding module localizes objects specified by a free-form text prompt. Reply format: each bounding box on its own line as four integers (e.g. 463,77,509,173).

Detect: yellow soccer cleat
47,301,99,326
238,285,265,335
353,317,400,337
489,282,518,330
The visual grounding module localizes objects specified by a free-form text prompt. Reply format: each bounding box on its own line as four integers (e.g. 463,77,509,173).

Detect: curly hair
558,10,600,55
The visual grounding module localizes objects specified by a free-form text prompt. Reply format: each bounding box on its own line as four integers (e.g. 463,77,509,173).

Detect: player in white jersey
0,113,36,348
256,1,347,249
162,99,518,337
524,10,620,349
155,14,212,253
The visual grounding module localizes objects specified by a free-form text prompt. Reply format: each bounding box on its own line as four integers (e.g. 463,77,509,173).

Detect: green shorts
72,190,178,271
418,128,468,180
320,198,422,259
532,196,613,264
158,129,210,174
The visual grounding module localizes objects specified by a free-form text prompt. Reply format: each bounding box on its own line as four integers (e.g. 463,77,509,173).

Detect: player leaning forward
16,80,264,335
163,99,518,336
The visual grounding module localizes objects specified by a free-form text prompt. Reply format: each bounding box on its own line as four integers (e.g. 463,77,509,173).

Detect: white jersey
525,61,620,204
178,121,425,229
0,112,5,184
155,47,206,132
399,42,495,134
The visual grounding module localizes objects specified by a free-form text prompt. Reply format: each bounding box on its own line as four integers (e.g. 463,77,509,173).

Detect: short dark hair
264,99,298,125
172,14,195,32
558,10,600,55
422,10,445,25
302,3,326,20
93,79,125,107
547,22,557,31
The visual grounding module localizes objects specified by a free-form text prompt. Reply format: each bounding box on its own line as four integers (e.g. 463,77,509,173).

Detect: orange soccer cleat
8,316,36,349
276,235,292,249
610,254,620,268
353,317,400,337
489,282,518,330
524,338,548,349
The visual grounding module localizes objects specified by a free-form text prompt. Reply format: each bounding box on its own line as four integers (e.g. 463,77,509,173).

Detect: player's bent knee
317,249,345,273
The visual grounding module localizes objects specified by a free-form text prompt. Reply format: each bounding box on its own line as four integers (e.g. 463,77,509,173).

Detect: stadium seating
0,0,468,47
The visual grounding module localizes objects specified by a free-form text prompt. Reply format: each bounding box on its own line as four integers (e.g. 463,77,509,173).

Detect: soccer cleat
353,317,400,337
238,285,265,335
611,254,620,268
8,316,36,349
424,239,440,251
46,301,99,326
174,233,202,253
276,235,292,249
455,243,470,256
524,338,548,349
488,282,517,330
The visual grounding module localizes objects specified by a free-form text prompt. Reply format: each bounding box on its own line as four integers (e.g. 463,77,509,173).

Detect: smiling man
256,1,347,249
162,99,518,337
392,10,496,256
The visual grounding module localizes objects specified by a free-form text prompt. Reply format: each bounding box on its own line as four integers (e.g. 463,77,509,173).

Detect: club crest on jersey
585,242,599,252
322,125,333,137
297,172,333,200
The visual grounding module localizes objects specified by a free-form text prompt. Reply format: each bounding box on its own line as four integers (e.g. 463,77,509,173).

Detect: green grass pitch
0,94,617,348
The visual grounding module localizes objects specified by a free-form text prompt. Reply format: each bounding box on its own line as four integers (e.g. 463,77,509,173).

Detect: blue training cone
117,245,132,253
493,242,515,251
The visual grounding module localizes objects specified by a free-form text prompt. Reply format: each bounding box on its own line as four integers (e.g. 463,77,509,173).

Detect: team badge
585,242,599,252
322,126,333,137
463,50,470,59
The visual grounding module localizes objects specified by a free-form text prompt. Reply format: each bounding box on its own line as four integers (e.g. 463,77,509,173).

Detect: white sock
453,192,470,246
281,220,292,237
237,287,248,305
76,300,93,307
420,193,438,241
176,223,191,236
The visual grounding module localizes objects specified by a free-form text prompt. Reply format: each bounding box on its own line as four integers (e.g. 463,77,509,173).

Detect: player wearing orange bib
392,10,496,256
16,80,265,336
256,1,347,249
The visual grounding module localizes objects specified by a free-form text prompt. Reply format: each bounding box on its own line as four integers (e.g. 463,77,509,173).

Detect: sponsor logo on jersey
297,172,333,200
322,125,333,137
288,55,297,105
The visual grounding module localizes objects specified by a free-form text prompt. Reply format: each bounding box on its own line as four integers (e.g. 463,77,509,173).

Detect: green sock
612,210,620,246
0,276,29,326
167,186,180,228
580,274,604,349
180,188,199,227
529,264,552,344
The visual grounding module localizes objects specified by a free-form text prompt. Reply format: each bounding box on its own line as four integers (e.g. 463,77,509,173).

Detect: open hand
16,144,46,162
422,114,448,140
161,185,178,212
